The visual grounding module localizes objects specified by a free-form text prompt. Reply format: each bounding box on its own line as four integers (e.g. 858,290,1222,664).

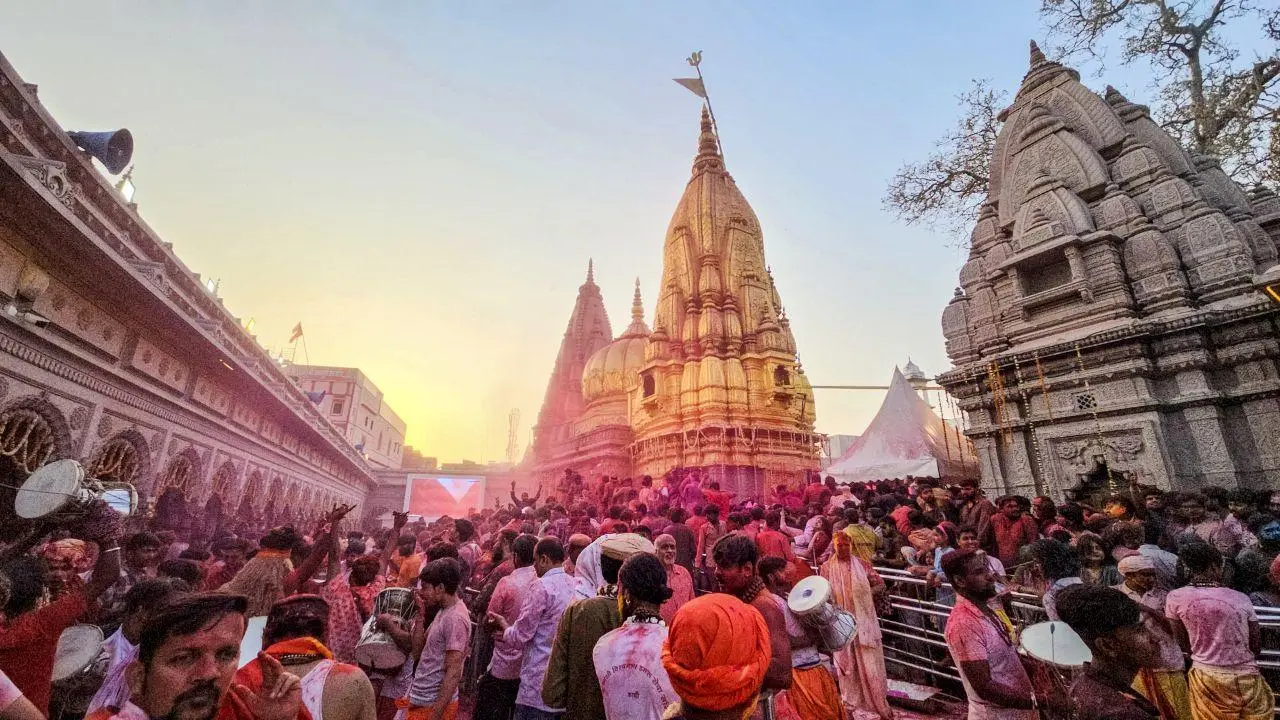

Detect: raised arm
380,512,409,578
285,529,330,596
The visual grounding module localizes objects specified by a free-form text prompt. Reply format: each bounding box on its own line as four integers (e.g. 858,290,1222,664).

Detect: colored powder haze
0,2,1180,462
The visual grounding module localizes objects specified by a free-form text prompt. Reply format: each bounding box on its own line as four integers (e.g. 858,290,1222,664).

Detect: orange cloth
396,554,423,587
234,638,335,720
256,549,293,560
662,594,771,712
776,665,843,720
394,696,458,720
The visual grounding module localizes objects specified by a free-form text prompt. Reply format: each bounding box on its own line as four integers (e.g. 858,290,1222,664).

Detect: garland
1073,342,1117,493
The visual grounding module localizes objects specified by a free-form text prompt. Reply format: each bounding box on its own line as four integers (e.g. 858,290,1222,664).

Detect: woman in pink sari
820,532,893,719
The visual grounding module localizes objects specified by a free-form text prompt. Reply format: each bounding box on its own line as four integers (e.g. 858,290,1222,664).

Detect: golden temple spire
623,277,649,338
693,105,725,175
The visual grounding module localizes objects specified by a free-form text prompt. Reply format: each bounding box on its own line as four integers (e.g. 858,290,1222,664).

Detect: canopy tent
826,367,978,484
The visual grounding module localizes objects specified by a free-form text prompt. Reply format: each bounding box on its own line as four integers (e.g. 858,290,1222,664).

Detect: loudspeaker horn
66,129,133,175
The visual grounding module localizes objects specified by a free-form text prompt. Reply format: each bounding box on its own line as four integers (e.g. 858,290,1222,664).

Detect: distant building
820,435,859,468
286,365,406,469
400,447,437,471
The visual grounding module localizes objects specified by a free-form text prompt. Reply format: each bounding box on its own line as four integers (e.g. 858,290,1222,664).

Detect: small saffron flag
673,77,707,98
289,322,303,343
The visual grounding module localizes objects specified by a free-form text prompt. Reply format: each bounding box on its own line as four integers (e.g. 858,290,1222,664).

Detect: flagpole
687,51,723,158
300,334,311,366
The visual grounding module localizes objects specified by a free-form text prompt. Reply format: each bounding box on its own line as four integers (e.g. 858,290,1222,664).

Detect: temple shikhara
529,108,819,496
939,43,1280,502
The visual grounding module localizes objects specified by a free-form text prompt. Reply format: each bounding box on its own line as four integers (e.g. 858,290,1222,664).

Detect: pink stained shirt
944,596,1038,720
659,565,695,626
593,618,677,720
1165,585,1258,672
501,567,577,712
486,565,539,680
755,529,795,561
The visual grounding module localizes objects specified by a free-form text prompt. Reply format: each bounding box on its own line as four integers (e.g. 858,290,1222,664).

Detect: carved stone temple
938,42,1280,501
529,108,819,496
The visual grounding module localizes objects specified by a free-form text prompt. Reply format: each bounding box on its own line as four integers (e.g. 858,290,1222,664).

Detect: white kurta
592,618,676,720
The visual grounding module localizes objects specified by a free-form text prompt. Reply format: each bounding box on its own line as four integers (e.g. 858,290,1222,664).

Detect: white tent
826,367,978,483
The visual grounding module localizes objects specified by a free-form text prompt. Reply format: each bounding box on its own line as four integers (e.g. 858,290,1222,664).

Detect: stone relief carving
69,406,89,431
16,156,76,208
1054,434,1144,463
96,415,113,439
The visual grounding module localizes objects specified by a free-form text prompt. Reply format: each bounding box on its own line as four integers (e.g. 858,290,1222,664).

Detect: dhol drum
353,587,418,671
51,625,106,720
15,459,138,520
786,575,857,652
1019,621,1091,719
52,624,105,683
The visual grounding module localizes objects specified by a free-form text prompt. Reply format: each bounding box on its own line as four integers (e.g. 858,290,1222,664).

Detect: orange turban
661,594,770,712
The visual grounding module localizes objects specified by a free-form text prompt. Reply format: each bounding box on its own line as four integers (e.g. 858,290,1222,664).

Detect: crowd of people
0,468,1275,720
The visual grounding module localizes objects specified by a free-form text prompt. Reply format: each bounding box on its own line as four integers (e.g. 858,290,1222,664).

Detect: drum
51,625,106,720
1018,621,1091,669
52,625,104,682
786,575,857,652
15,459,138,520
353,588,418,671
1019,621,1090,720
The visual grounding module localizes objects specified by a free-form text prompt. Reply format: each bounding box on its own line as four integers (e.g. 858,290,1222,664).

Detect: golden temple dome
582,279,650,404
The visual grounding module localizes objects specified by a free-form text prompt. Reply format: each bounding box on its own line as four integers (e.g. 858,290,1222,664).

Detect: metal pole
688,52,724,158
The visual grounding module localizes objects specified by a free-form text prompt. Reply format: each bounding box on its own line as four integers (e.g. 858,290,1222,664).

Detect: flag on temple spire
673,50,707,98
289,322,303,343
673,77,706,98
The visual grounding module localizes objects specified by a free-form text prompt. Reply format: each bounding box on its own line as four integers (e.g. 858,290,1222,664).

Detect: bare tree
885,0,1279,238
882,80,1005,239
1042,0,1280,182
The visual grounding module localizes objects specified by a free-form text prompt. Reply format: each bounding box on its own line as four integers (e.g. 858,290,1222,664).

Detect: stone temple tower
631,107,818,497
938,42,1280,501
529,262,613,472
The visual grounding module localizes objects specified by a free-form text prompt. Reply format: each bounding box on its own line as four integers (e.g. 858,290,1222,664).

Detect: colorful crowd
0,469,1276,720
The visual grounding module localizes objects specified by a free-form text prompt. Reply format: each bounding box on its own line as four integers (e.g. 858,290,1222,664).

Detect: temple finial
1030,40,1046,67
587,258,594,284
632,278,644,322
693,105,724,174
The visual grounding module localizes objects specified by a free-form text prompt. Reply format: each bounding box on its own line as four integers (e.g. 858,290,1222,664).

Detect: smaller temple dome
902,358,926,381
582,279,651,404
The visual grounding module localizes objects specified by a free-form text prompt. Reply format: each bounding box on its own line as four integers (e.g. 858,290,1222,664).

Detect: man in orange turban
662,594,770,718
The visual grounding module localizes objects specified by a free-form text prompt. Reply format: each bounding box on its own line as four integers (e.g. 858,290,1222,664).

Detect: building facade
938,43,1280,502
0,52,372,536
285,364,407,469
529,108,820,496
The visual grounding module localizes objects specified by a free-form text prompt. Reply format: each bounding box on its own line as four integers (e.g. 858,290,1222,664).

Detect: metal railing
452,566,1280,713
873,566,1280,714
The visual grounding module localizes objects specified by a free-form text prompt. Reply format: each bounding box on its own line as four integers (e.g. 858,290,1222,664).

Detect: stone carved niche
1053,433,1149,503
87,429,151,487
0,396,73,475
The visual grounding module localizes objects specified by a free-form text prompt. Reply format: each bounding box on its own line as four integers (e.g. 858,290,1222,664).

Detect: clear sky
3,2,1166,462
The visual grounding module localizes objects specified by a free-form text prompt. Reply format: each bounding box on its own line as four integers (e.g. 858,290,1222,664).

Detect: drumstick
1049,622,1056,666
